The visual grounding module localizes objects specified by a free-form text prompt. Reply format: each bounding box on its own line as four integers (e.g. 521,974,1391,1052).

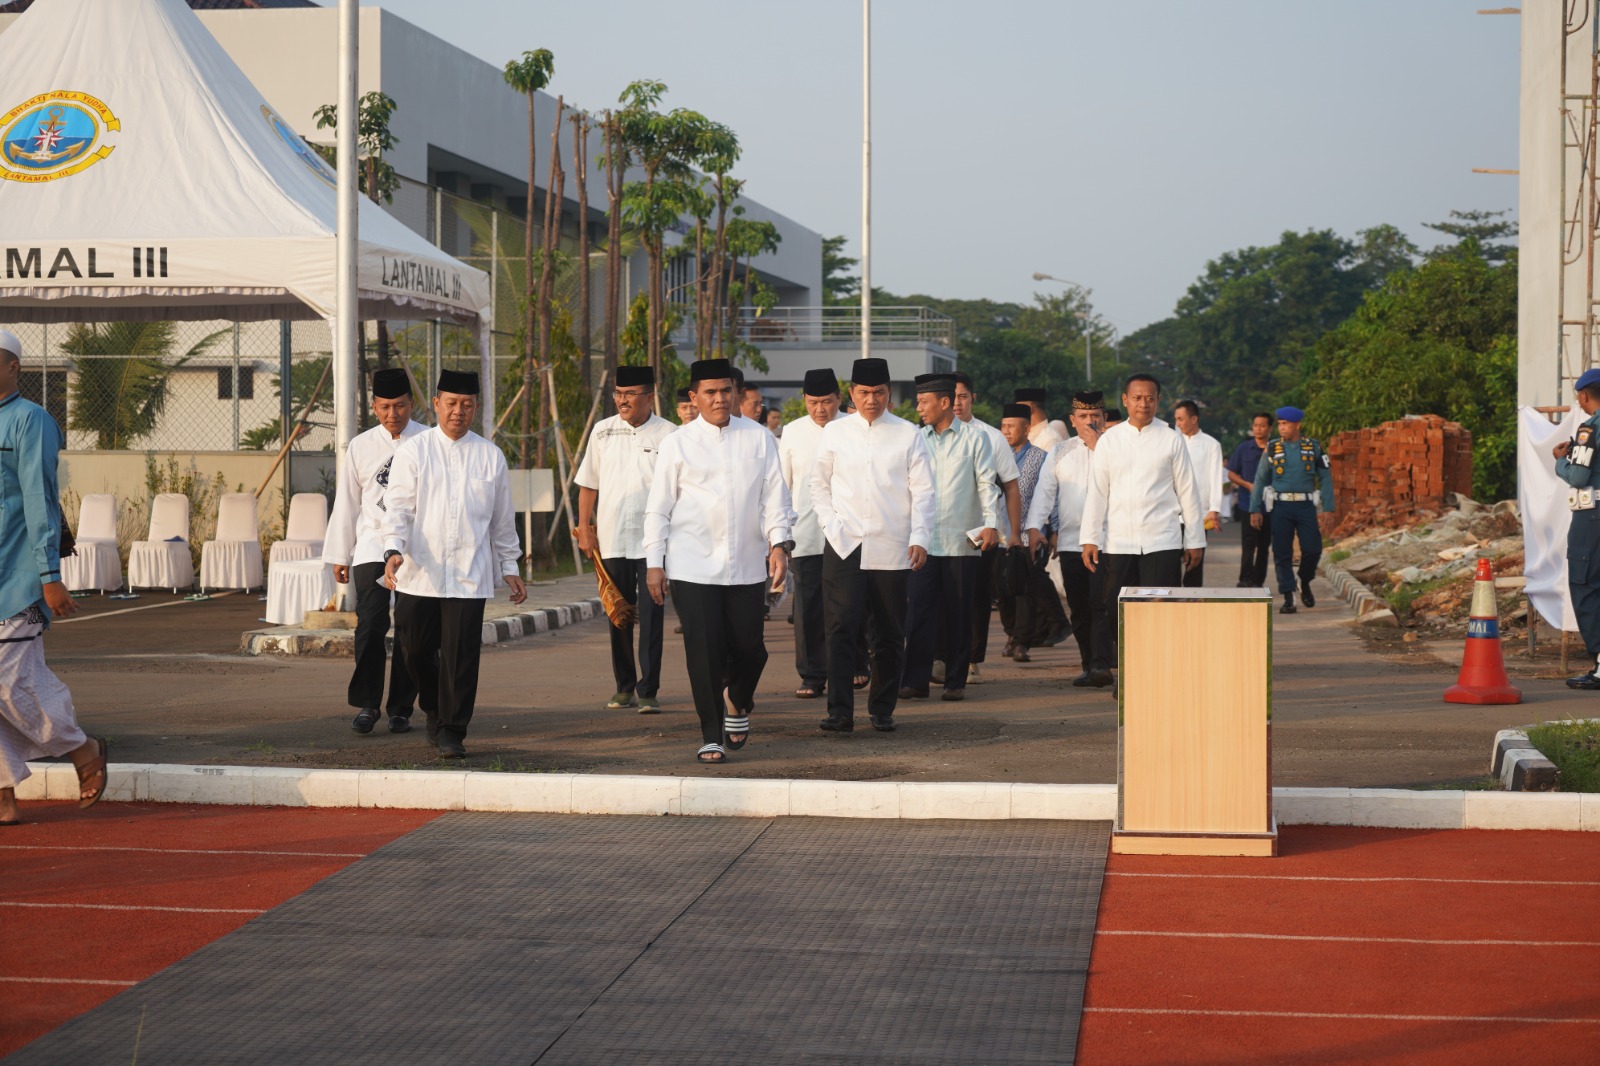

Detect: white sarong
0,605,84,790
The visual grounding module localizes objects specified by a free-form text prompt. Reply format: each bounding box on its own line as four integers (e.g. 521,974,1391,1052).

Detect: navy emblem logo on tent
261,105,335,188
0,91,120,183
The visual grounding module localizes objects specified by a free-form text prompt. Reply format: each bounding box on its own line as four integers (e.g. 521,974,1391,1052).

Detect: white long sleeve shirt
380,427,520,599
1025,437,1098,552
1181,428,1226,516
808,411,936,570
778,414,834,559
643,414,793,585
573,412,675,560
1080,418,1206,554
1028,421,1064,451
322,420,426,568
965,417,1021,485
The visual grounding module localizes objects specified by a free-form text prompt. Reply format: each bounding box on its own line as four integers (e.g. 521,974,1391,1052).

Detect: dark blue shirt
1226,437,1266,514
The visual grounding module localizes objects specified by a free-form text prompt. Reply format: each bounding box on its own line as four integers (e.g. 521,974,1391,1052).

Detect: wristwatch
778,540,795,554
384,549,402,563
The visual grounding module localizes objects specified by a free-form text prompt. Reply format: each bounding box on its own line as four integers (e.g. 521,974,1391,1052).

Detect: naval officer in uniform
1248,406,1335,615
1554,368,1600,688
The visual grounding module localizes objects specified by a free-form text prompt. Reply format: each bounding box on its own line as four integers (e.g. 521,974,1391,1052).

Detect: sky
372,0,1519,336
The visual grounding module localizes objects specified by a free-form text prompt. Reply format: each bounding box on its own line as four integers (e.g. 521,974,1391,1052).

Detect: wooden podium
1113,587,1276,857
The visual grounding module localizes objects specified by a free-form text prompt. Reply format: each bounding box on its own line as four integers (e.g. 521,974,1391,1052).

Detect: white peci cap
0,330,19,360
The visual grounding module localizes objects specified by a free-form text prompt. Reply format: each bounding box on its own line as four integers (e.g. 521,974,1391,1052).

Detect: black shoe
1041,623,1072,647
1086,670,1114,688
388,715,412,734
819,716,855,733
941,688,965,702
898,686,929,700
1566,672,1600,690
438,739,467,758
1280,592,1297,615
1070,671,1095,687
871,714,896,731
1300,581,1315,608
350,709,379,734
1236,580,1252,588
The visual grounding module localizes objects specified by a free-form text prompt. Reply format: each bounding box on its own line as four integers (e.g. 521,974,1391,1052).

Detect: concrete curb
242,597,605,656
1322,563,1399,626
15,763,1600,829
1491,718,1599,791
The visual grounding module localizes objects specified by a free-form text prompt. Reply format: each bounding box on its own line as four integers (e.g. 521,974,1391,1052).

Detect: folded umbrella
588,547,637,628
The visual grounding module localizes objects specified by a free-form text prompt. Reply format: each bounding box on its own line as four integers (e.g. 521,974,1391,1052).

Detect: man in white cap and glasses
0,329,108,826
382,368,526,758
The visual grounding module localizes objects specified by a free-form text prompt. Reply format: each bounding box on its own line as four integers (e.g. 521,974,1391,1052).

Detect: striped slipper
723,714,750,751
696,743,727,764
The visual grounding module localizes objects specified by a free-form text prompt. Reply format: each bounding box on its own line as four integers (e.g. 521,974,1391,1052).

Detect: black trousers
1057,551,1096,669
792,554,828,689
673,580,768,746
1090,549,1184,672
998,549,1068,648
903,555,978,691
1569,509,1600,663
1270,501,1322,595
601,556,663,698
347,561,417,715
1238,519,1271,587
969,546,1001,663
822,545,908,719
1181,546,1206,588
394,593,487,742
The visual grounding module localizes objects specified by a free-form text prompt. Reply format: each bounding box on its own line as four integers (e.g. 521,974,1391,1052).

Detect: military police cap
1577,369,1600,392
1275,406,1305,423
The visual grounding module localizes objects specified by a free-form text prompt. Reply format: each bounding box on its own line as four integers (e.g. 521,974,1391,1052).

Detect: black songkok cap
851,358,890,387
1106,408,1124,421
676,387,692,402
616,365,655,388
437,368,480,395
914,372,955,395
1002,403,1032,421
1071,390,1105,410
372,368,411,400
952,371,974,392
689,358,735,384
803,368,840,397
1014,387,1046,403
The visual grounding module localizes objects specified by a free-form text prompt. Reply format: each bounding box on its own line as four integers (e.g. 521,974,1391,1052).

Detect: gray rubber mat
5,814,1109,1065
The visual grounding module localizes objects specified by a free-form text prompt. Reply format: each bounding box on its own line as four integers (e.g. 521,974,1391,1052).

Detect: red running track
1077,825,1600,1066
0,801,437,1058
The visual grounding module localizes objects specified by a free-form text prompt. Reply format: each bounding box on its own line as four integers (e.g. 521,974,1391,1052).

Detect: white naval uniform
324,420,427,568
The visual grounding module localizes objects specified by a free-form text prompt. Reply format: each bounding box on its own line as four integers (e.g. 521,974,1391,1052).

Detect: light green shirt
919,417,1001,557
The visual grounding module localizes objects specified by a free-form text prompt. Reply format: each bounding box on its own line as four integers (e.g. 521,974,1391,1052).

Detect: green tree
1304,242,1517,500
821,235,859,306
65,322,224,449
1423,208,1516,263
241,356,333,451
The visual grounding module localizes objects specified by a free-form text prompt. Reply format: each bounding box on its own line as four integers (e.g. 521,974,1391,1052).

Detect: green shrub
1527,719,1600,793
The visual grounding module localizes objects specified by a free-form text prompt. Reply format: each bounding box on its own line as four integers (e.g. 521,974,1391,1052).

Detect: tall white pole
860,0,871,364
334,0,359,457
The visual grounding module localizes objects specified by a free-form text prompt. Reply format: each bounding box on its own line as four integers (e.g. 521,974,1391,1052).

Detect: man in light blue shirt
900,374,1001,700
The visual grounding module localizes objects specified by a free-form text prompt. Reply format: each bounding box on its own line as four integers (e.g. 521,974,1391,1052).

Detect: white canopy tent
0,0,495,438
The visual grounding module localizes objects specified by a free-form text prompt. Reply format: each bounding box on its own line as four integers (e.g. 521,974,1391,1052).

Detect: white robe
0,607,83,791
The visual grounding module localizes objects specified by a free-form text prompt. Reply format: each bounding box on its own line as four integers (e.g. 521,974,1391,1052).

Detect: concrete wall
59,451,336,518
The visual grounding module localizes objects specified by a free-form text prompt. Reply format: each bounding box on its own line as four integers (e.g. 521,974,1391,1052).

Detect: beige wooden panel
1111,834,1276,858
1120,600,1270,835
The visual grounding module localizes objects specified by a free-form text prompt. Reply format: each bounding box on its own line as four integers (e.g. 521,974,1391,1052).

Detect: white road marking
0,901,264,915
53,591,237,624
1085,1007,1600,1025
1098,930,1600,947
1108,871,1600,888
0,976,137,987
0,845,364,858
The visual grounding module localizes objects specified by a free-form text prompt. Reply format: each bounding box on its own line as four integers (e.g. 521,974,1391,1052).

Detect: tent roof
0,0,489,327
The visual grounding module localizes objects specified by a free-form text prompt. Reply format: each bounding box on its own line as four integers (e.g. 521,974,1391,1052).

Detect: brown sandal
77,737,108,809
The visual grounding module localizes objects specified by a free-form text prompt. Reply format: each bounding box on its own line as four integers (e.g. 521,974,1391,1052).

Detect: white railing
728,305,956,348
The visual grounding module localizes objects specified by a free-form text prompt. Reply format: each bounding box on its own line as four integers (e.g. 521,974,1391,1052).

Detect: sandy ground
38,526,1595,786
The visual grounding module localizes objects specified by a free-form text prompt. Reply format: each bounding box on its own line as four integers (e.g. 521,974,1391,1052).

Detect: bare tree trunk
535,96,565,471
693,218,707,359
521,90,537,471
603,113,622,381
358,322,372,431
573,113,592,389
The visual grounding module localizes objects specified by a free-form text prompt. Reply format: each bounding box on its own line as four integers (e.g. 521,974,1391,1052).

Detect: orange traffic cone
1444,558,1521,705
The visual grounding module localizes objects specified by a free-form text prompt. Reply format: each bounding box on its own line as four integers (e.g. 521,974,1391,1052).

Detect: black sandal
723,714,750,751
697,743,727,764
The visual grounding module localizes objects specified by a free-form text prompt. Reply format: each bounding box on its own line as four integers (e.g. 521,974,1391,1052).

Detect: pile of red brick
1323,415,1473,538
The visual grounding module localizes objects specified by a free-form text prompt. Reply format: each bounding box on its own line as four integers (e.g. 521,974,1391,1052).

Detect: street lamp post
1032,272,1090,381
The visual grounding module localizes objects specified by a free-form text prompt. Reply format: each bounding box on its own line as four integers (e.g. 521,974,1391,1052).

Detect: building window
217,367,254,401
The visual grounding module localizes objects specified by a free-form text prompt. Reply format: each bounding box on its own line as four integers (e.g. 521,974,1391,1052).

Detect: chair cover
61,494,123,592
200,493,264,591
266,559,334,626
270,492,328,564
128,493,193,591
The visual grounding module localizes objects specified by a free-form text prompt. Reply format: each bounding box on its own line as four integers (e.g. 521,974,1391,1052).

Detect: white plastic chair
61,494,123,594
268,492,329,566
128,493,194,593
199,493,264,592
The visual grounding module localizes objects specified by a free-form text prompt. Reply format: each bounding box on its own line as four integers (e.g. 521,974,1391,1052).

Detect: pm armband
1574,426,1597,468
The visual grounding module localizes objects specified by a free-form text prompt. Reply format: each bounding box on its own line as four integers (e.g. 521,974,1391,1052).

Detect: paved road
38,525,1586,786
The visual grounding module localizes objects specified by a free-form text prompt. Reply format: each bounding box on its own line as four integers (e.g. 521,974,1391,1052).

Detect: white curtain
1516,403,1582,630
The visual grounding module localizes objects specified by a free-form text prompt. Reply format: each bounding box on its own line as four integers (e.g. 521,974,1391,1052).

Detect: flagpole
860,0,871,365
334,0,359,456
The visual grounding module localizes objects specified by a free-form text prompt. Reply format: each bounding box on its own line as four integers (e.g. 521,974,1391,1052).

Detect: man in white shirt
810,357,936,732
1025,390,1106,686
324,368,425,735
901,374,1002,701
953,373,1024,680
779,368,854,700
576,365,676,713
1079,374,1205,688
644,358,793,765
1172,399,1224,589
1014,388,1064,451
381,369,527,758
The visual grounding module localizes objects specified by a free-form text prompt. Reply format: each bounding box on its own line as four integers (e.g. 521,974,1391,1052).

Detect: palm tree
503,48,555,471
65,322,225,449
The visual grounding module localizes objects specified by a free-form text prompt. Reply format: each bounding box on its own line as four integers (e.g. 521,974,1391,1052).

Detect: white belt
1570,488,1597,511
1277,492,1313,502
